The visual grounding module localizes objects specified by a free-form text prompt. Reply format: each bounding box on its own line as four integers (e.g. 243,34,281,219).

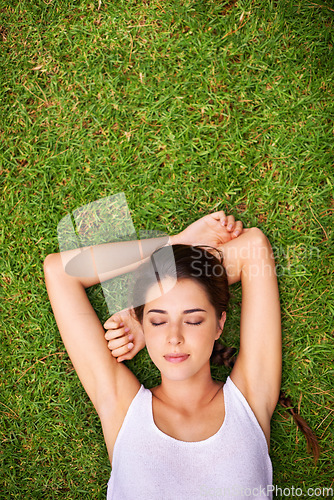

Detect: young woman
44,211,281,499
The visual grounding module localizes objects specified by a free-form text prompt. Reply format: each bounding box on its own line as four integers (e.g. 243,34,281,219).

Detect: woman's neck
153,364,222,413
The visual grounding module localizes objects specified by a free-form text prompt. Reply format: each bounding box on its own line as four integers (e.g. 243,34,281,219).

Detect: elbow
244,228,274,267
247,227,271,249
43,253,61,279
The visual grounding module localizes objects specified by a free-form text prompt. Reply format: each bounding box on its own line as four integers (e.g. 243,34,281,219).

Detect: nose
167,323,184,346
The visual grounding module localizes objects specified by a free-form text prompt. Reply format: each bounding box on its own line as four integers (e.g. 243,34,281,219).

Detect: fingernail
120,322,124,327
221,219,226,226
233,230,240,236
124,327,130,332
228,224,233,230
128,334,134,341
128,342,134,350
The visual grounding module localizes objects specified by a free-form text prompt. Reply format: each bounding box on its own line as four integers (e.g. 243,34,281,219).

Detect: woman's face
142,278,226,382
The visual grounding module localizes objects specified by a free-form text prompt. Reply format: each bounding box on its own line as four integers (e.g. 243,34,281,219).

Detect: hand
171,211,243,248
104,308,145,363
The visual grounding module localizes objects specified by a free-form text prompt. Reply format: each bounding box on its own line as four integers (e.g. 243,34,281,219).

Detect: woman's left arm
220,229,281,428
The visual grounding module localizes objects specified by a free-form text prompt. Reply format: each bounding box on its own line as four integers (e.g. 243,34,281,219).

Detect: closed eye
150,321,203,326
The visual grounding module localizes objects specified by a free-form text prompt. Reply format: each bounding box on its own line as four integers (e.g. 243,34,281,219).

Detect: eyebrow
147,308,207,314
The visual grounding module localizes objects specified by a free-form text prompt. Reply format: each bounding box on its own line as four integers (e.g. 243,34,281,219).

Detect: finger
107,332,133,349
220,213,227,227
104,321,123,330
110,342,134,358
117,342,141,363
104,326,130,341
232,220,243,237
226,215,235,231
107,333,133,350
104,316,123,329
117,351,133,363
208,211,227,224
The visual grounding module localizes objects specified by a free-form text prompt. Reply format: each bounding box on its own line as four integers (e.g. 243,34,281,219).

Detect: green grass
1,0,333,498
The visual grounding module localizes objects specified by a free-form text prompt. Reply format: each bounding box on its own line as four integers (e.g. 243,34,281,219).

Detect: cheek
191,329,216,351
143,329,160,353
144,336,164,369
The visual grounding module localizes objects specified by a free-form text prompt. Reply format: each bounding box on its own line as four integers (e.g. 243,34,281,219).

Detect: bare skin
44,211,281,464
105,226,281,450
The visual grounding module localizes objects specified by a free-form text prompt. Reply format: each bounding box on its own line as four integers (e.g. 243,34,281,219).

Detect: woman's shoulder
99,381,143,464
228,374,271,450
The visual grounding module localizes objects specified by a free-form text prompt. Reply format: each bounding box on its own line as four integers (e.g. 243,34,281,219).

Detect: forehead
144,278,211,311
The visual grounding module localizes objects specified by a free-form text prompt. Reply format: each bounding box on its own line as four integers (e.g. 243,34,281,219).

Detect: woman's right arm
44,253,141,420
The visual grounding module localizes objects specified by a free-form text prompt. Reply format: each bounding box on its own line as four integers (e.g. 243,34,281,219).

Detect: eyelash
151,321,203,327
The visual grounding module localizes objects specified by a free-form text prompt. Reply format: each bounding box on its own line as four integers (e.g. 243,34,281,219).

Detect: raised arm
44,253,141,413
219,228,281,442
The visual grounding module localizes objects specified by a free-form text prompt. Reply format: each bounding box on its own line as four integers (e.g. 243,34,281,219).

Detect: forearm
55,211,243,288
54,235,169,288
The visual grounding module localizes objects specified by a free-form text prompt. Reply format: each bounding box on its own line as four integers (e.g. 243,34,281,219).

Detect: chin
160,365,205,383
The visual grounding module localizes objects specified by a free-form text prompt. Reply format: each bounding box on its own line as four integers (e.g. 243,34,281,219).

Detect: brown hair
278,392,320,463
132,244,320,461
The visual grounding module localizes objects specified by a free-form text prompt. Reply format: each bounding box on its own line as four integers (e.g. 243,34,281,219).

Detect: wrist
169,235,178,245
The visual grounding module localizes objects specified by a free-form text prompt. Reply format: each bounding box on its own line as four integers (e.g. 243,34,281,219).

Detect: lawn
1,0,333,498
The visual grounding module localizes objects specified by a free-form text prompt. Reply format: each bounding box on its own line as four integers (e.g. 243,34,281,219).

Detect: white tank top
106,376,272,499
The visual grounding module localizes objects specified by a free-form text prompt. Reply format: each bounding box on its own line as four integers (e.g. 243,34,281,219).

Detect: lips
164,353,190,363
